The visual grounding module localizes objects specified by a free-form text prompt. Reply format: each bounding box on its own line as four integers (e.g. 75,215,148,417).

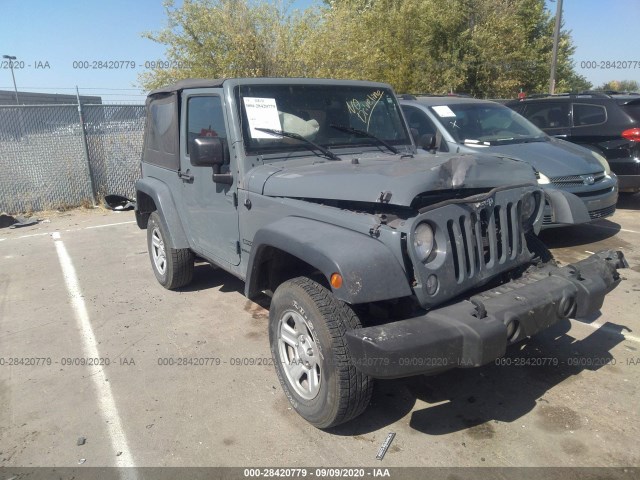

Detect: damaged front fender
245,217,413,304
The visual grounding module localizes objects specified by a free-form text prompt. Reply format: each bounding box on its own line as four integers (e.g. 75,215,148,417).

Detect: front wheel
269,277,373,428
147,211,194,289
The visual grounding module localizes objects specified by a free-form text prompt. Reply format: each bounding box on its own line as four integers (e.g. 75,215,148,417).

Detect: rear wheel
269,277,373,428
147,211,194,289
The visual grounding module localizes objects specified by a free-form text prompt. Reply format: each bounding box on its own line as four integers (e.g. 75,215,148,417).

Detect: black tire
147,211,194,289
269,277,373,428
526,233,555,265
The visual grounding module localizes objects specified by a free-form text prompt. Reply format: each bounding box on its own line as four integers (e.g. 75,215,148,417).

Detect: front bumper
346,250,627,379
542,183,618,228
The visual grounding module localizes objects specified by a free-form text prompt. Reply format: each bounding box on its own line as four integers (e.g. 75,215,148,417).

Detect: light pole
548,0,563,95
2,54,20,104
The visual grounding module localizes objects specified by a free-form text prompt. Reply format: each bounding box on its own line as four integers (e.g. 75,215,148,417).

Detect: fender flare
135,177,190,249
245,217,413,304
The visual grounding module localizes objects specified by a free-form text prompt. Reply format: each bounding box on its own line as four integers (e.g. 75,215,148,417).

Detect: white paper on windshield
243,97,281,138
432,105,456,118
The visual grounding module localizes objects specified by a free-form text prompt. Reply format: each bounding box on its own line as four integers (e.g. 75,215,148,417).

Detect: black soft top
148,77,393,97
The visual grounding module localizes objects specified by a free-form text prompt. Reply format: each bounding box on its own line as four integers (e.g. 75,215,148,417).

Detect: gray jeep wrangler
135,78,626,428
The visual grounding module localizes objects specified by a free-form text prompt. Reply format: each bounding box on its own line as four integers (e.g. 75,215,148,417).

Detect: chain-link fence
84,105,145,199
0,103,145,214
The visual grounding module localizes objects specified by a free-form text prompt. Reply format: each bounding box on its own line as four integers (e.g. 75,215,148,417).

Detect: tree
597,80,640,92
139,0,319,90
140,0,589,99
305,0,589,98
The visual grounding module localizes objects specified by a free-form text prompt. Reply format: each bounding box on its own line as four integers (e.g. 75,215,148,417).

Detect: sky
0,0,638,103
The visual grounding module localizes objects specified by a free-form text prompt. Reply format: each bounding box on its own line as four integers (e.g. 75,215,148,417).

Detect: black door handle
178,170,194,182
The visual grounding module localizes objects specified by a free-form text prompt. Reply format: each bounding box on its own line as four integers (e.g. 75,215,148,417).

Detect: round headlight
414,223,434,261
520,192,537,226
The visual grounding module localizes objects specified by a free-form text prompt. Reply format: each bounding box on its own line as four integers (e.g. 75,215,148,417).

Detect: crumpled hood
480,137,603,177
248,152,537,207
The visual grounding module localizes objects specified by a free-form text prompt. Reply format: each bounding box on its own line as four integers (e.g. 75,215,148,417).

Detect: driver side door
179,89,240,266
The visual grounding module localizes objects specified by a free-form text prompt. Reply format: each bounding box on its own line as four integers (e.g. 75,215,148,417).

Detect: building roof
0,90,102,105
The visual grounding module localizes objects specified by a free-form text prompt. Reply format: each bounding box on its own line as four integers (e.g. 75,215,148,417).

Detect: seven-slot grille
446,203,523,282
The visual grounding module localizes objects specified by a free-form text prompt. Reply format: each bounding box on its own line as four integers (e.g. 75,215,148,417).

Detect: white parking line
571,318,640,344
0,220,136,243
51,231,138,473
592,224,639,235
0,232,51,242
84,221,136,230
10,232,51,240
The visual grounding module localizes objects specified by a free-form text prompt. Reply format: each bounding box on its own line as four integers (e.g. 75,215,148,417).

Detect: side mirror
191,137,226,167
190,137,233,185
418,134,436,150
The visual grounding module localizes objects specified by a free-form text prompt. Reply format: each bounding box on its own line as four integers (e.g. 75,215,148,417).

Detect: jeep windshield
431,103,547,146
236,84,410,157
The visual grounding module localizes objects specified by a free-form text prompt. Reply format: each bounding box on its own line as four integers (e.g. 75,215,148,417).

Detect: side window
149,102,176,154
573,103,607,126
144,93,179,170
521,102,570,129
402,105,437,136
186,96,227,154
401,105,449,151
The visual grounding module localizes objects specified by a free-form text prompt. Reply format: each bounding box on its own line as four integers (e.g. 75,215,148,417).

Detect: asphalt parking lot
1,195,639,470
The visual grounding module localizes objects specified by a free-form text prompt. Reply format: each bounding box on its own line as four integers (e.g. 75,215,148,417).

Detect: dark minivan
507,92,640,192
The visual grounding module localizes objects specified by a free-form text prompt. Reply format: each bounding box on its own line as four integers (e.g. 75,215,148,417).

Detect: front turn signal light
330,273,343,289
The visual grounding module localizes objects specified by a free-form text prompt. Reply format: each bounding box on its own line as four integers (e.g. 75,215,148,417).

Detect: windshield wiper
491,136,546,145
255,127,340,161
330,124,400,154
